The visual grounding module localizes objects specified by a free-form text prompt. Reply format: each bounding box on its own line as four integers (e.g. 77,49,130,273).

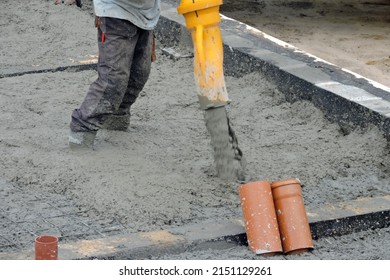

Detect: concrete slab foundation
0,0,389,260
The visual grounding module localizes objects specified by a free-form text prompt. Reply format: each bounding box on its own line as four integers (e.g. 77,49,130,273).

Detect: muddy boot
102,114,130,131
68,130,97,150
204,106,247,182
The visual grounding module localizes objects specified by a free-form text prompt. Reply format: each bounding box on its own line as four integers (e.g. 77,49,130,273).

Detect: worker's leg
120,30,153,114
69,17,139,147
103,29,153,131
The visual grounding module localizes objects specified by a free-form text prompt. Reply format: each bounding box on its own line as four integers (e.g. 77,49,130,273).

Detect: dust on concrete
0,0,389,259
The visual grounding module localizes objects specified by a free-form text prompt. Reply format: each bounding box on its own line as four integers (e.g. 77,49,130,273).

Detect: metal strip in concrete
0,64,97,79
1,195,388,260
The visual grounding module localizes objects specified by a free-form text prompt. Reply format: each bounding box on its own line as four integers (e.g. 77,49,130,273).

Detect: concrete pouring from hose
177,0,246,181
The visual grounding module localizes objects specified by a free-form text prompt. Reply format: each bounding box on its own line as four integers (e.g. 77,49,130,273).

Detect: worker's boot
68,130,97,150
102,114,130,131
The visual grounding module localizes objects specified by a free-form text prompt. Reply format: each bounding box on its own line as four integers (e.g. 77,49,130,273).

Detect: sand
0,0,389,259
220,0,390,88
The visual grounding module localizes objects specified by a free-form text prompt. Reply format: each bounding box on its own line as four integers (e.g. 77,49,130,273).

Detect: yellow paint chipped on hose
178,0,230,109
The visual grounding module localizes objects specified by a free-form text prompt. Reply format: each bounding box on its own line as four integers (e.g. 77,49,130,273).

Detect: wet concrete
204,107,246,181
0,0,389,260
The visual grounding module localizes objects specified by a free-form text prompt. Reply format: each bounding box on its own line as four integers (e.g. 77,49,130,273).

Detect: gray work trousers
70,17,153,132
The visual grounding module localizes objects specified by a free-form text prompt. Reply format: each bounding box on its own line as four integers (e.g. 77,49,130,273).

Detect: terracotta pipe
35,235,58,260
271,178,313,254
239,181,283,255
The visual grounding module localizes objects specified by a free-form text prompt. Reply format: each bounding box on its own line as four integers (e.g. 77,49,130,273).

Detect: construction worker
69,0,160,149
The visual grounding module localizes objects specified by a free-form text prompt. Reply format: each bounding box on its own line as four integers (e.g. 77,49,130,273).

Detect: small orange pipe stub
271,179,314,254
35,235,59,260
239,181,283,255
